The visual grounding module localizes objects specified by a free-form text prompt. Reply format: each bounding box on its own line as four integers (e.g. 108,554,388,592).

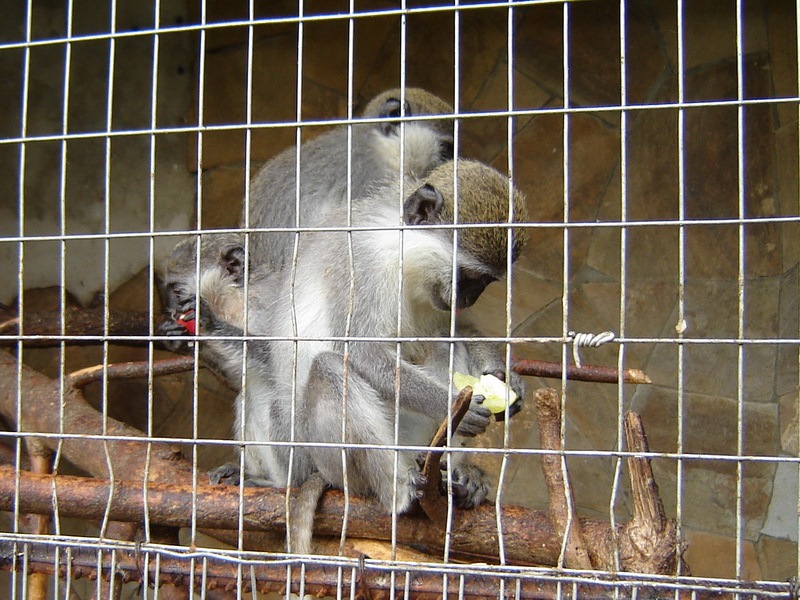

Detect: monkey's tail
287,471,328,555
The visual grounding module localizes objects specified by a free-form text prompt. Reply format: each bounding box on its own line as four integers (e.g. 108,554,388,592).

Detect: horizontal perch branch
0,307,154,347
0,464,613,569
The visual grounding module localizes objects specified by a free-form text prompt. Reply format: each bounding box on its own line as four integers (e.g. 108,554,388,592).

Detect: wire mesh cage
0,0,798,598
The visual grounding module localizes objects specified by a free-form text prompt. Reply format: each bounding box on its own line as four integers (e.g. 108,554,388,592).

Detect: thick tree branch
0,308,154,347
533,388,593,570
620,411,688,575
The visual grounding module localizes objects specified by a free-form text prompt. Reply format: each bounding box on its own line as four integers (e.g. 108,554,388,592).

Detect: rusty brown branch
0,347,681,576
533,388,593,571
65,356,197,390
0,304,653,388
419,386,473,525
620,411,688,576
513,358,651,385
0,308,155,347
0,540,721,600
22,439,52,600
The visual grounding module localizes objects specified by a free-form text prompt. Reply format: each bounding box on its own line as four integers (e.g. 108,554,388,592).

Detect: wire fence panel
0,1,797,598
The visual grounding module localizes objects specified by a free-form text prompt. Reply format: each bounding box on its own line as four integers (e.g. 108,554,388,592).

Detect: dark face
455,268,497,311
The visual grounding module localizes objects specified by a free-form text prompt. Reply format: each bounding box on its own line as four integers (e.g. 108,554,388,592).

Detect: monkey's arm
348,342,491,437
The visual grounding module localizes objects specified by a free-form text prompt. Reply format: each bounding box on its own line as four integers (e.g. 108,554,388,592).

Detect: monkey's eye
440,139,455,161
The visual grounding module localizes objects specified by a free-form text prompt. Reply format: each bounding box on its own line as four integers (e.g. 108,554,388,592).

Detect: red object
177,311,196,335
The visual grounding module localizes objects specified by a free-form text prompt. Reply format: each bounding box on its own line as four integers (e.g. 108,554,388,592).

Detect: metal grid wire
0,0,798,598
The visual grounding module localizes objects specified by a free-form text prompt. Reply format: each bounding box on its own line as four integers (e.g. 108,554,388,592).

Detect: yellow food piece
452,371,518,414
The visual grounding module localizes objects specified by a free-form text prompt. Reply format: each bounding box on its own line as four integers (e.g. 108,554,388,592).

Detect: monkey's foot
447,462,490,509
208,462,274,487
208,462,242,486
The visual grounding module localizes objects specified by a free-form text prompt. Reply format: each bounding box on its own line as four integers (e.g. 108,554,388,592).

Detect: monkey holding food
161,159,527,553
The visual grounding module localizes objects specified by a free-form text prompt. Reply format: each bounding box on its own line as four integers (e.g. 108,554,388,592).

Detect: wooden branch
0,541,718,600
65,356,197,390
419,386,473,524
0,348,680,576
513,357,651,385
533,388,593,570
0,308,155,347
0,463,610,568
22,439,52,600
619,411,688,575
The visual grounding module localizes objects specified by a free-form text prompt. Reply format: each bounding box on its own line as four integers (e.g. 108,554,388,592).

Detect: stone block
757,534,798,581
651,0,768,75
762,461,799,542
495,111,621,283
514,1,666,107
683,529,762,580
644,277,780,402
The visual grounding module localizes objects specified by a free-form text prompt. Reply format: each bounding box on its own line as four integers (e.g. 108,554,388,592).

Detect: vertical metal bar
734,0,746,584
142,0,161,542
240,0,256,569
12,3,34,599
188,0,208,563
558,2,571,581
675,0,687,580
796,0,800,579
391,4,410,584
610,0,628,581
494,0,516,569
338,0,356,563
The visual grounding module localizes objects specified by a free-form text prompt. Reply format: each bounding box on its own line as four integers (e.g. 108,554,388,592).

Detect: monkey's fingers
455,405,491,437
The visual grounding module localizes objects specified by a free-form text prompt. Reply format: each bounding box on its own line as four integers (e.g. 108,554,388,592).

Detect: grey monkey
178,159,527,552
159,233,327,550
243,88,454,272
158,232,250,384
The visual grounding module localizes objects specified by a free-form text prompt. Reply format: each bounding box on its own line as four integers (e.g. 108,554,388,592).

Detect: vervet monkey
244,88,454,271
158,232,251,384
170,159,527,554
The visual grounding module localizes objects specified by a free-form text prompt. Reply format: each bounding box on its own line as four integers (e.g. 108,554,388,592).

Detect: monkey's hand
157,315,192,352
209,462,275,488
454,396,492,437
174,293,218,335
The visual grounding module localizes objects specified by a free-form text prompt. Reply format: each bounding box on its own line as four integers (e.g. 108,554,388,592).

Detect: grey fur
183,159,525,518
243,88,454,272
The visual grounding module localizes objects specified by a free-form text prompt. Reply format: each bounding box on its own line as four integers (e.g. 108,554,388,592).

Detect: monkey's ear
221,247,247,282
404,184,444,225
378,97,412,135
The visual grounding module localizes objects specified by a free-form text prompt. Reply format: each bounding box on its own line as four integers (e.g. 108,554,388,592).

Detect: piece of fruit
176,310,196,335
452,371,518,414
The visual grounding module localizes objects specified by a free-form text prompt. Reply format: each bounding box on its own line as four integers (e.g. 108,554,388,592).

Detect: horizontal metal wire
0,535,792,597
0,96,798,147
0,429,794,465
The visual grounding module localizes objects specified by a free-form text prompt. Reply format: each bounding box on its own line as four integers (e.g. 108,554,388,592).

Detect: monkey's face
455,268,497,310
426,265,498,313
